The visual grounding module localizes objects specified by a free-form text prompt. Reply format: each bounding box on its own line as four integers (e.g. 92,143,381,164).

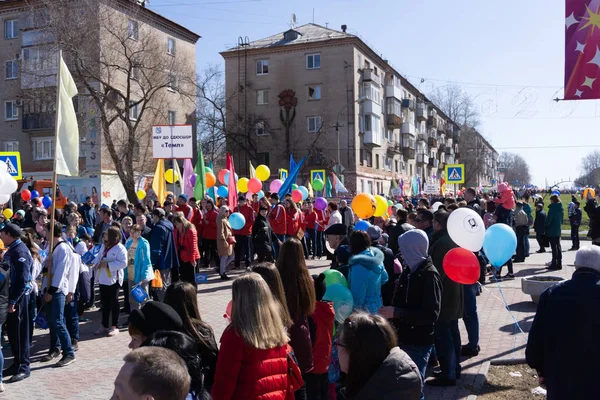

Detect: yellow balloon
3,208,13,219
256,165,271,182
164,169,179,184
136,190,146,200
584,188,596,198
374,195,388,217
237,177,249,193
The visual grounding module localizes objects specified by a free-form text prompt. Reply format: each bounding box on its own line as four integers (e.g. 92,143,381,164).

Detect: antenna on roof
290,13,297,29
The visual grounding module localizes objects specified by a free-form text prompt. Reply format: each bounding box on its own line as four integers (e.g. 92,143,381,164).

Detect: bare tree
498,152,532,185
429,84,480,129
575,150,600,186
28,0,197,202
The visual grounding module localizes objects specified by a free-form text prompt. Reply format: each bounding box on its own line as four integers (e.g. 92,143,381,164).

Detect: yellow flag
55,54,79,176
249,161,256,179
308,181,314,198
153,159,166,204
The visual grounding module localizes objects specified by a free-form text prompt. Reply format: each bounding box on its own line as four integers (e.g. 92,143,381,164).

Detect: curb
490,358,527,366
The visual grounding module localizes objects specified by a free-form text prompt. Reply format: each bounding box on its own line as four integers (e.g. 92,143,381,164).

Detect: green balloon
313,178,324,191
387,200,393,207
322,269,348,288
292,184,298,190
204,166,212,173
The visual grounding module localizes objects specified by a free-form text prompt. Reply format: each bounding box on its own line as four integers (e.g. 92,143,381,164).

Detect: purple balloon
315,197,327,211
190,173,197,187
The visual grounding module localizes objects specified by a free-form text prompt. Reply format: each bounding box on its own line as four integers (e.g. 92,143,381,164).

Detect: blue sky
149,0,598,187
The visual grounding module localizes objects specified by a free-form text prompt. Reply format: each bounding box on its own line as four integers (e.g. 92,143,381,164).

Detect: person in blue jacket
347,230,388,314
149,208,179,301
0,223,33,383
125,225,154,310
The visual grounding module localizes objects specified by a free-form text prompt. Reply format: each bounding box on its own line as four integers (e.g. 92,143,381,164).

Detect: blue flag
290,154,297,172
279,155,307,199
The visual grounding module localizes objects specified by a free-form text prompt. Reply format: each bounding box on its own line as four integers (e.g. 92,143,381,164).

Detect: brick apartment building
0,0,199,203
221,23,461,196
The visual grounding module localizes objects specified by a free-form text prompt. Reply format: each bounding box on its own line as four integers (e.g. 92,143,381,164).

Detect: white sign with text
152,125,193,159
423,183,439,195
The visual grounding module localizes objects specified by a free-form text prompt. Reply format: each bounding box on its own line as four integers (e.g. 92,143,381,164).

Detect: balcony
416,104,427,121
401,98,415,109
447,155,455,164
455,152,461,160
427,115,438,128
438,136,446,147
385,84,402,100
364,130,382,148
401,135,416,149
400,122,416,136
428,136,438,147
362,68,381,85
362,99,382,116
438,123,446,133
416,153,427,164
445,146,455,155
429,157,439,168
387,141,402,154
417,133,427,142
438,161,445,170
22,113,55,131
403,147,415,160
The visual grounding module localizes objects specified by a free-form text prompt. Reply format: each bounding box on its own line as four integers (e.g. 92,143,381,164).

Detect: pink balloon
270,179,283,193
218,169,229,185
248,177,262,194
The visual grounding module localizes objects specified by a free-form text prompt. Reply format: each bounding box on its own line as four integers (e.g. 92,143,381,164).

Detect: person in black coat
533,202,547,253
251,205,279,263
584,192,600,244
0,257,9,387
569,201,582,251
388,209,414,256
526,246,600,400
367,226,396,306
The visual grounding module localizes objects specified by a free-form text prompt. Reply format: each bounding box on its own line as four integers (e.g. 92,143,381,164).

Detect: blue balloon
42,195,52,209
217,186,228,198
229,212,246,230
31,190,40,199
224,172,239,184
354,220,371,232
322,283,354,323
482,224,517,268
552,190,561,196
298,186,309,201
257,190,265,200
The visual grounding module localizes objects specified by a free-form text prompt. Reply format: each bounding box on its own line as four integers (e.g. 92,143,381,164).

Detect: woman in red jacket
285,199,302,238
173,215,201,288
212,273,290,400
201,200,219,268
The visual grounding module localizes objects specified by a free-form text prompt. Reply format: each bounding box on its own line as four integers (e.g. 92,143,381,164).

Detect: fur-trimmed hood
349,247,385,274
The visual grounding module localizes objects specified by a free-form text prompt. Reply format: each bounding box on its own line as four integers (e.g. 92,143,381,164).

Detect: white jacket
326,210,343,230
94,243,127,286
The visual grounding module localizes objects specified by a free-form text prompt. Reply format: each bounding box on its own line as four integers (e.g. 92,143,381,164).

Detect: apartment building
221,23,460,196
0,0,199,203
458,128,499,188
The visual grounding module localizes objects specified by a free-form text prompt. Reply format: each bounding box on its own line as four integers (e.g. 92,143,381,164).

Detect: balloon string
478,277,526,343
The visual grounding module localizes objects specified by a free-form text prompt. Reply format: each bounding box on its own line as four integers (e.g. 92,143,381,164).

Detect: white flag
55,55,79,176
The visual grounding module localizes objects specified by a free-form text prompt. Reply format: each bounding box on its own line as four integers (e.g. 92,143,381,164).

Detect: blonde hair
231,273,289,350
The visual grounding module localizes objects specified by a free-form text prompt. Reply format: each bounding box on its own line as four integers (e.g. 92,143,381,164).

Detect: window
168,72,178,91
308,85,321,100
22,48,57,71
168,110,176,125
387,98,401,117
410,164,413,176
359,149,364,165
128,20,139,40
256,90,268,105
257,152,270,166
360,179,365,193
387,130,393,142
255,120,267,136
359,115,365,132
364,60,371,70
366,151,372,167
5,141,18,152
357,54,362,70
375,154,379,169
4,101,18,120
5,60,17,80
256,60,269,75
4,19,18,40
306,54,320,69
395,160,399,172
167,38,176,55
363,83,381,104
367,181,373,195
33,138,54,160
386,156,392,171
307,116,322,133
129,101,139,120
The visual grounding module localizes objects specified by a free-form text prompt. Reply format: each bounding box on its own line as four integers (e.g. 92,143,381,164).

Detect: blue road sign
0,152,22,180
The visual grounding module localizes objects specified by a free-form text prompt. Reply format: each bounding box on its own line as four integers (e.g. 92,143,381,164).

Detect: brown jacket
217,217,233,257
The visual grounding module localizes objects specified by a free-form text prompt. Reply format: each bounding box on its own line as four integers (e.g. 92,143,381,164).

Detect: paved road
0,241,579,399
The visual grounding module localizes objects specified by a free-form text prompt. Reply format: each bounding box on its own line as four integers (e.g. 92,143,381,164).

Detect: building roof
225,23,353,51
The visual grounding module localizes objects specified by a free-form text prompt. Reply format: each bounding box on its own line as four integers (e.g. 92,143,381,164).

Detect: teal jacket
348,247,388,314
545,202,564,238
125,237,154,284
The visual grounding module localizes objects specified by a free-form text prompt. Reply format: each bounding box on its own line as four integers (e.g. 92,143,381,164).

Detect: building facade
0,0,199,203
458,128,499,188
221,23,460,197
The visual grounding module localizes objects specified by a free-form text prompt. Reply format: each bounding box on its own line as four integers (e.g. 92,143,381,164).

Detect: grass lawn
528,193,589,232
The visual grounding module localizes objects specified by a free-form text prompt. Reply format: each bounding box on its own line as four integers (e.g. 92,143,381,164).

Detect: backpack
514,209,528,227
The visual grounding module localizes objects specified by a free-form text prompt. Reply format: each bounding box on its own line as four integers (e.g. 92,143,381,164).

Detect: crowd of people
0,183,597,399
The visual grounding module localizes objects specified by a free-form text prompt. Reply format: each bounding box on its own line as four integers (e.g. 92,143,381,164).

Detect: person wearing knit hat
367,225,396,306
128,301,183,349
379,229,442,397
526,246,600,400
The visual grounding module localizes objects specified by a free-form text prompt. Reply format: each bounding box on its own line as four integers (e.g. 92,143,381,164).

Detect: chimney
341,24,347,33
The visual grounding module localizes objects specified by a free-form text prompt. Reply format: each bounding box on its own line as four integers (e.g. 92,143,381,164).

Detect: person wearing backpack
512,202,529,263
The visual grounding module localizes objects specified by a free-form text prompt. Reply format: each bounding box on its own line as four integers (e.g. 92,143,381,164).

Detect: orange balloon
351,193,376,219
206,172,217,188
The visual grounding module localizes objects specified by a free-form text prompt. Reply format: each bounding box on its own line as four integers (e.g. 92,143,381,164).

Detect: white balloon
431,202,443,212
447,207,485,252
0,161,6,175
0,193,10,204
3,175,17,194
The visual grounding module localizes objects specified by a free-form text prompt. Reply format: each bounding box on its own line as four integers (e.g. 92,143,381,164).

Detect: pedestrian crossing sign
445,164,465,184
0,152,22,180
279,168,288,181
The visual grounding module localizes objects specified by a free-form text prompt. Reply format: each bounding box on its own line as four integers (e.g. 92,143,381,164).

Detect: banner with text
152,125,193,159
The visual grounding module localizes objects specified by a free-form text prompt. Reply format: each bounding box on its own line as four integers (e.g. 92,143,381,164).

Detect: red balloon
442,248,480,285
218,169,229,185
248,177,262,194
21,189,31,201
292,189,303,203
